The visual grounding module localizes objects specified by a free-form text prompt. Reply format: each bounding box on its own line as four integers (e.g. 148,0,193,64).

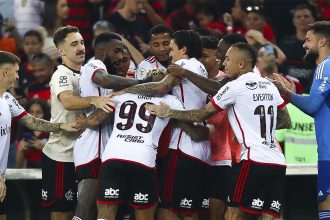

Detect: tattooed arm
93,69,141,90
174,120,210,142
166,63,230,96
87,109,112,127
276,107,291,129
18,114,78,132
146,102,219,123
121,74,180,97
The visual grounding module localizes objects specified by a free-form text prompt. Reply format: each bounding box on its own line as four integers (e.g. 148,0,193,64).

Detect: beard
103,56,118,75
303,49,319,65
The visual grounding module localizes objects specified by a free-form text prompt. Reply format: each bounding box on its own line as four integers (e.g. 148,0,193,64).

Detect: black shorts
227,160,286,218
208,165,232,201
75,157,101,182
97,160,157,209
159,149,209,214
0,195,7,215
41,153,77,212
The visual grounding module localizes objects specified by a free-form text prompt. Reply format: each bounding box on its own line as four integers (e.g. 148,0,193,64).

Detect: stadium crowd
0,0,329,220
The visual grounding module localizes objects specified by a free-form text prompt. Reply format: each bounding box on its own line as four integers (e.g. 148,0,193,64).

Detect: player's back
102,93,184,168
213,72,285,165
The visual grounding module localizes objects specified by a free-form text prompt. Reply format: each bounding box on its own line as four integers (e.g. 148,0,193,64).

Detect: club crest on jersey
246,81,258,90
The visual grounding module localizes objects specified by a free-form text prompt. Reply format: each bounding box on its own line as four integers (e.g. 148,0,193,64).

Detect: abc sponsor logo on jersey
134,193,149,203
251,198,264,210
105,187,120,199
42,189,48,200
319,77,328,92
215,86,229,101
179,198,193,209
246,81,258,90
116,134,144,143
270,200,281,212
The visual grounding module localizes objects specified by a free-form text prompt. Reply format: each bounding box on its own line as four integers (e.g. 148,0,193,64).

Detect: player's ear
319,37,327,48
58,47,65,56
239,59,244,69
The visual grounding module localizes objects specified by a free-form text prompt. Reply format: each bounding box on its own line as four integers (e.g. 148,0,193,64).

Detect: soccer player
73,32,148,220
80,90,184,220
272,21,330,220
146,42,291,220
135,24,172,80
40,26,113,220
116,30,211,220
0,51,78,220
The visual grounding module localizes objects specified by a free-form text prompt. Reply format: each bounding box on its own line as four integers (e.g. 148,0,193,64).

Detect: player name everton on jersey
253,93,274,101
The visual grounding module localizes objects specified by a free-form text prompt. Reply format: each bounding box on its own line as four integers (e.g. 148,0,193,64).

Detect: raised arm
166,64,229,96
92,69,142,90
121,74,180,96
146,102,219,123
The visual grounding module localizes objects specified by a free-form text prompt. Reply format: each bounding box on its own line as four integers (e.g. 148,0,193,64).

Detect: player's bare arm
121,74,180,97
276,107,291,129
146,102,218,123
93,69,142,90
84,109,112,128
167,63,230,96
58,90,114,113
174,120,210,142
18,114,79,132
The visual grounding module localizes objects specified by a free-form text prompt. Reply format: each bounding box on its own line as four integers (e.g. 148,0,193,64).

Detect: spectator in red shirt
165,0,208,31
196,2,226,34
28,53,54,102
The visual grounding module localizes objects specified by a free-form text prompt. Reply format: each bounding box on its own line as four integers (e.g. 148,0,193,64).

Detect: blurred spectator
276,100,317,164
93,20,117,39
279,4,316,93
16,99,51,168
14,0,44,36
309,0,330,19
166,0,208,31
28,53,54,101
104,0,153,53
245,6,276,42
0,13,20,55
38,0,69,62
104,0,165,27
19,30,43,88
257,44,303,94
196,2,226,34
223,0,275,41
135,24,172,79
245,30,286,65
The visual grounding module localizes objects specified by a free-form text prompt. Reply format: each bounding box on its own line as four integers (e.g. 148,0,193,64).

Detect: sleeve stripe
12,111,28,123
316,59,328,79
210,98,223,111
91,68,106,83
277,101,286,110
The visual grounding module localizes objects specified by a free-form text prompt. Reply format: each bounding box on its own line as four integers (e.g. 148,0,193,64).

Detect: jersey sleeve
4,92,28,121
310,59,330,96
50,70,75,98
87,60,107,83
164,95,185,111
210,82,237,110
